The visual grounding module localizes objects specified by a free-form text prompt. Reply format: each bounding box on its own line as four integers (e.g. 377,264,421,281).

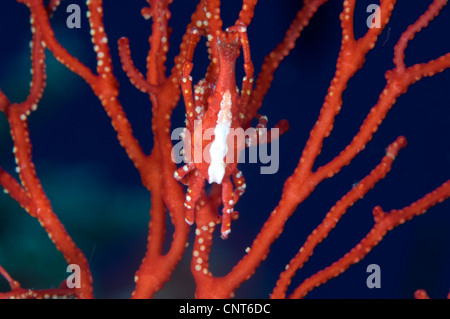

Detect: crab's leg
232,169,246,204
181,28,202,130
245,114,268,147
220,177,235,239
184,175,205,225
246,114,289,147
255,114,268,131
193,79,212,121
174,163,195,185
227,23,254,117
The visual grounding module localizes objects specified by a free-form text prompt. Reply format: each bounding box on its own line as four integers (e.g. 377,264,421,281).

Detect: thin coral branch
18,19,46,115
144,0,170,84
0,1,94,299
414,289,430,299
6,105,93,299
296,0,395,180
86,0,115,80
237,0,258,26
0,265,76,299
245,0,329,125
205,0,224,40
290,179,450,298
271,136,407,298
45,0,62,15
0,89,9,112
393,0,447,72
20,0,150,170
0,287,79,299
0,265,21,291
118,37,159,94
0,167,33,216
131,1,215,299
17,0,97,86
315,0,450,184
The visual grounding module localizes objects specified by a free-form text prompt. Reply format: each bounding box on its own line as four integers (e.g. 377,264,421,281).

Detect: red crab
174,23,288,238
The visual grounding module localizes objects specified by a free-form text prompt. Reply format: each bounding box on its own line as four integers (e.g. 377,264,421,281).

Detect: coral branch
118,37,158,94
0,89,9,112
6,106,93,299
297,0,395,180
0,167,33,216
0,287,79,299
0,265,21,291
414,289,430,299
291,180,450,298
17,0,97,86
144,0,170,84
245,0,328,124
272,136,407,298
393,0,447,72
237,0,258,26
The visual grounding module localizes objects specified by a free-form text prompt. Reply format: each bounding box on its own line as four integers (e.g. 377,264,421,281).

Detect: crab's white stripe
208,90,232,184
